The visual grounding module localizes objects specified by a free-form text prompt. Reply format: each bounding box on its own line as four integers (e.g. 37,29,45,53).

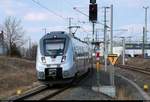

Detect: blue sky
0,0,150,46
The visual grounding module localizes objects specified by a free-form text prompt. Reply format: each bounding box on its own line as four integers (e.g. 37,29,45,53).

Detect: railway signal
95,51,101,86
90,0,96,4
89,0,97,22
89,3,97,22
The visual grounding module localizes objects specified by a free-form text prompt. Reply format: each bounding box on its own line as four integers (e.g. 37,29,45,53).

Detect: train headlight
41,57,46,63
61,56,66,63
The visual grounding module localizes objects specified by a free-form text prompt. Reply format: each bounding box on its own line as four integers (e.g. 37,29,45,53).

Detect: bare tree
30,43,37,60
3,16,26,56
25,42,37,60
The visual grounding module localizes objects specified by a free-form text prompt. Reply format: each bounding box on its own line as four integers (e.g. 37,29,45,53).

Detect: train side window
81,47,85,57
73,47,77,55
74,46,79,57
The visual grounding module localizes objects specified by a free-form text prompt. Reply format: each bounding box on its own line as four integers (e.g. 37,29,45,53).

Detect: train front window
44,39,65,56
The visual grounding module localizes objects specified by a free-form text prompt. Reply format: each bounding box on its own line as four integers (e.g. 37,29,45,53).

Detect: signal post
89,0,98,74
95,46,101,86
91,42,102,93
108,54,118,86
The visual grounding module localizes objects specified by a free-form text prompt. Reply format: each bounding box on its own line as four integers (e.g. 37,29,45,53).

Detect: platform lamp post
103,6,110,72
96,50,100,86
142,27,145,58
143,6,149,58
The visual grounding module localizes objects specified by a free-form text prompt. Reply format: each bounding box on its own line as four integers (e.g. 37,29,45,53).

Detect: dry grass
0,56,38,99
126,58,150,69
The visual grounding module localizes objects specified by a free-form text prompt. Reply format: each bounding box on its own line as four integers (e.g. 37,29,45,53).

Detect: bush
8,44,22,57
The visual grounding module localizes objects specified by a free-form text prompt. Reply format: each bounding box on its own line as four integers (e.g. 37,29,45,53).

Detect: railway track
117,65,150,75
7,70,92,101
7,84,48,101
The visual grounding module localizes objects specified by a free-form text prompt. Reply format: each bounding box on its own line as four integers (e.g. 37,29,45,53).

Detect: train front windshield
44,38,66,56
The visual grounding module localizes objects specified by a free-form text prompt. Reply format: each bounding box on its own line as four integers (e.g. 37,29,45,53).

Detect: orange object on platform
108,54,118,65
96,62,100,71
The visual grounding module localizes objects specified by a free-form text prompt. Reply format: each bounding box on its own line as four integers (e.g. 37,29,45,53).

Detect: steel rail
7,85,48,101
117,65,150,75
8,70,90,101
8,69,113,101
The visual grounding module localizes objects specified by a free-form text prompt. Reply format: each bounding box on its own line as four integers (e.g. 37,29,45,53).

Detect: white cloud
0,0,31,16
23,11,66,22
5,10,14,15
26,27,42,33
121,24,143,33
25,26,68,34
24,26,69,43
116,24,147,39
15,1,27,7
24,12,49,21
0,0,15,15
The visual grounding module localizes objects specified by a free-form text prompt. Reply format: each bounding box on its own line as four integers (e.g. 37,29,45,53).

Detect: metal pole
144,7,149,44
104,7,107,72
44,28,47,35
122,37,125,65
110,4,113,54
96,51,100,86
69,17,72,35
92,22,95,42
110,65,115,86
95,29,98,42
143,6,149,57
142,27,145,57
91,22,95,72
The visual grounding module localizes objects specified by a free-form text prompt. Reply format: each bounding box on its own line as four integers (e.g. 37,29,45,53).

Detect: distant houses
0,31,7,55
